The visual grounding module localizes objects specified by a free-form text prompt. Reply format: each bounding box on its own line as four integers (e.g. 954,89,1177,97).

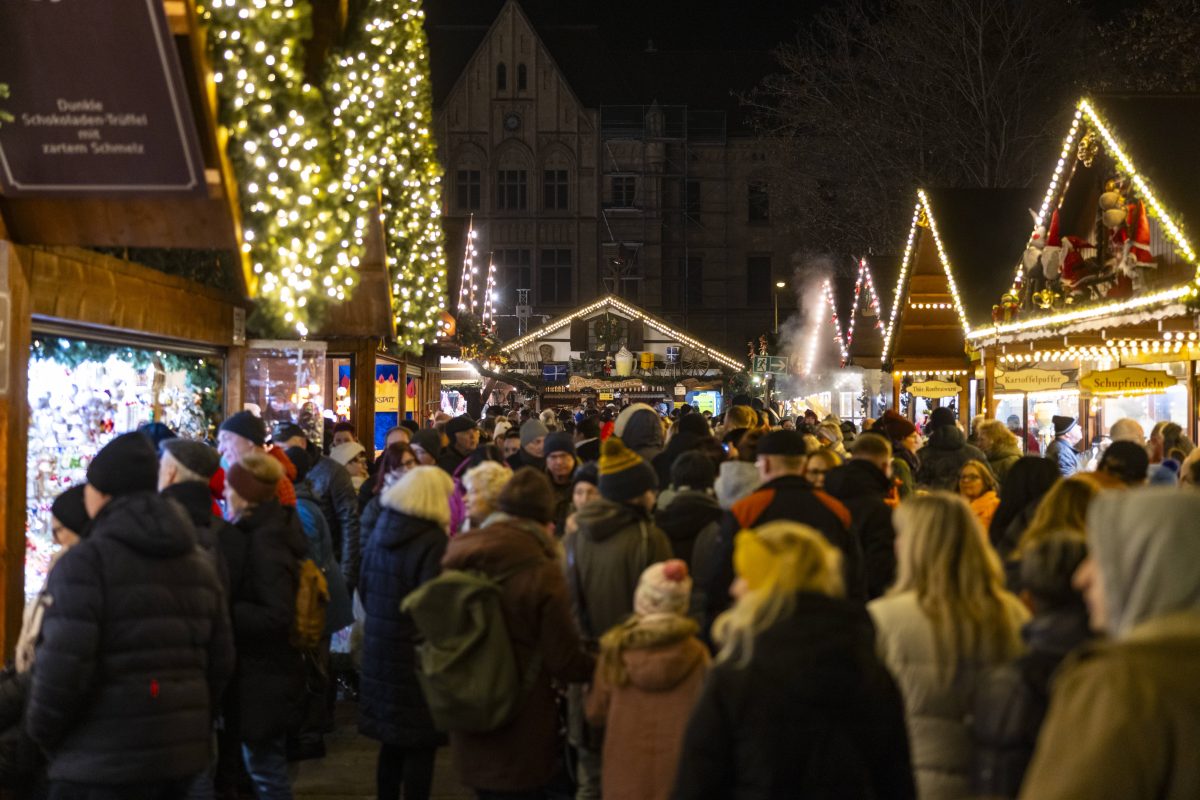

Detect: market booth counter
970,96,1200,448
881,188,1039,425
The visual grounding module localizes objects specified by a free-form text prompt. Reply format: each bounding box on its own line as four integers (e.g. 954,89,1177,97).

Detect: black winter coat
915,426,989,491
229,499,308,743
823,460,897,600
162,480,244,599
307,451,362,591
655,489,723,569
971,608,1092,798
27,492,234,784
703,475,862,630
0,666,40,790
358,508,447,747
672,593,915,800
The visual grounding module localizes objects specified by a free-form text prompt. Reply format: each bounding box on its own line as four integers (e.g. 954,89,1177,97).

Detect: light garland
499,294,744,371
882,192,972,362
823,279,849,364
968,285,1196,341
329,0,449,353
481,254,497,330
457,216,479,313
909,302,953,310
198,0,361,335
843,259,883,361
898,370,968,378
1000,338,1194,363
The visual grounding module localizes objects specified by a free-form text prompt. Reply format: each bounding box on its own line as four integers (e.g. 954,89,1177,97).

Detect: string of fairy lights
200,0,448,351
454,215,497,329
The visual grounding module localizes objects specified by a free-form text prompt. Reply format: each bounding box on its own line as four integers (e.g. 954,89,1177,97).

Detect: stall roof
968,95,1200,345
499,294,745,371
844,256,888,366
882,188,1035,367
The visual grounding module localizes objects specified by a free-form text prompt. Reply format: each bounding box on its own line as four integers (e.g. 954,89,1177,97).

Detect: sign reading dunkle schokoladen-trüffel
0,0,205,197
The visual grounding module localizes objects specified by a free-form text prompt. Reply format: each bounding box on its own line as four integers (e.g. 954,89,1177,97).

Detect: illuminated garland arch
329,0,449,354
198,0,361,335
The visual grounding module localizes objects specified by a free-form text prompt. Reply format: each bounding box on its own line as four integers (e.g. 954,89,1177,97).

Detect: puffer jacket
565,498,673,639
868,590,1028,800
295,480,354,634
585,614,709,800
0,666,40,790
915,426,989,491
307,451,362,591
673,593,915,800
1044,438,1080,478
358,480,448,748
229,498,308,743
26,492,234,784
971,608,1091,799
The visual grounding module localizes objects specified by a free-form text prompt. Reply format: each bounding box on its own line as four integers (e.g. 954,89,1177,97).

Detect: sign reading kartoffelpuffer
0,0,205,196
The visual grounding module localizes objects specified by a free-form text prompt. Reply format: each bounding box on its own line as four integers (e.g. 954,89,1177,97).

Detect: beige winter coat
585,614,709,800
869,590,1027,800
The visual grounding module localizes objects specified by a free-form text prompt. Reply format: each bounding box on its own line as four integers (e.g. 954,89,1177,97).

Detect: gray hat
161,439,221,479
520,419,549,448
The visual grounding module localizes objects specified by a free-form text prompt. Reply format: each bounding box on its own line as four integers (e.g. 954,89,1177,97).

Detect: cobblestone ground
292,703,472,800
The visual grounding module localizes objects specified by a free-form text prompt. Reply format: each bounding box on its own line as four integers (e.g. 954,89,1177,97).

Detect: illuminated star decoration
199,0,361,335
329,0,449,353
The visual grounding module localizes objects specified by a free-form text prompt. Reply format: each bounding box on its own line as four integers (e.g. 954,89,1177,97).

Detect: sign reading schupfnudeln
0,0,205,197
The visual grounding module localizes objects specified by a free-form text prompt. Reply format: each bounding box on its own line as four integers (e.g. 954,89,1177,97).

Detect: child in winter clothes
586,560,709,800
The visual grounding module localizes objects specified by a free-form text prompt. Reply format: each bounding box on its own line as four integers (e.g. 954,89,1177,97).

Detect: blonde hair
724,405,758,432
891,493,1021,679
462,461,510,506
238,450,284,484
1014,476,1098,558
808,449,841,471
713,521,844,667
976,418,1017,455
380,465,455,530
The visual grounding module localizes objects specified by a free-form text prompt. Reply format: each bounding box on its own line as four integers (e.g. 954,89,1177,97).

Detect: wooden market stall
969,96,1200,455
881,187,1038,426
498,294,744,409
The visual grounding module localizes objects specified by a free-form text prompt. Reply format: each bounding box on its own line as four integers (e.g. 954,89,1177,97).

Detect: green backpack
401,559,543,733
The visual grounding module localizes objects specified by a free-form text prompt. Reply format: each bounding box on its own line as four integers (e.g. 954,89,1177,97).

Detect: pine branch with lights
197,0,361,335
329,0,448,354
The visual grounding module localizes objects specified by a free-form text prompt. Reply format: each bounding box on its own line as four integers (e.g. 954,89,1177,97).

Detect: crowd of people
4,395,1200,800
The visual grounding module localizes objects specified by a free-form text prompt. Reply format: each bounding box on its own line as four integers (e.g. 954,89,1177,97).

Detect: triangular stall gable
845,258,887,368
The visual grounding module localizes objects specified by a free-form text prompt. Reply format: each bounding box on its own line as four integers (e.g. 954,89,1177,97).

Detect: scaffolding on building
598,104,726,329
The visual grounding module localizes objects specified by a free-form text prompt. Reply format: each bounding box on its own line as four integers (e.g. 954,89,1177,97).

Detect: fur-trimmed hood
380,465,454,530
601,613,705,691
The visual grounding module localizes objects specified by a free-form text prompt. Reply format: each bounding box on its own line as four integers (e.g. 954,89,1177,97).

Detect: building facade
432,0,802,353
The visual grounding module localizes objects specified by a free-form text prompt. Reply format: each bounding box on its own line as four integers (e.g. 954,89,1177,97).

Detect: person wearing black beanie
28,432,234,793
85,432,159,516
218,410,267,472
50,485,91,548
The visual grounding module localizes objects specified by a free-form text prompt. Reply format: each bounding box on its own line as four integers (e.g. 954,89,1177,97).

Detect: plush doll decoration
1041,208,1064,280
1001,291,1021,322
1022,209,1047,272
1059,236,1097,287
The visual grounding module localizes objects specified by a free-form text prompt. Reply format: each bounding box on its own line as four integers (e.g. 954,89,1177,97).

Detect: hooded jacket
1043,437,1080,478
655,489,723,569
1020,489,1200,800
915,425,988,491
358,479,448,748
673,593,915,800
27,492,234,784
228,498,309,743
823,459,897,600
565,498,674,639
294,479,354,633
585,614,709,800
616,405,665,462
441,515,595,791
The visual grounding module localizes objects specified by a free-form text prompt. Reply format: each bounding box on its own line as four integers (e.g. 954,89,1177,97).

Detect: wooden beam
163,0,189,34
984,350,996,420
0,242,32,659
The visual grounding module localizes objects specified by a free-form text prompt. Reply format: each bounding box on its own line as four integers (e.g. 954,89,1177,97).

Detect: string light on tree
329,0,449,353
198,0,361,335
481,253,498,332
457,216,479,313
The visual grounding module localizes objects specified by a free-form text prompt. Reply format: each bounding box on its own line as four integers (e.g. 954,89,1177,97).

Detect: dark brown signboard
0,0,205,197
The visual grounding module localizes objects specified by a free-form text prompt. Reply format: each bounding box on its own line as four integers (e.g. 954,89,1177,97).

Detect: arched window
517,63,528,92
496,63,507,91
